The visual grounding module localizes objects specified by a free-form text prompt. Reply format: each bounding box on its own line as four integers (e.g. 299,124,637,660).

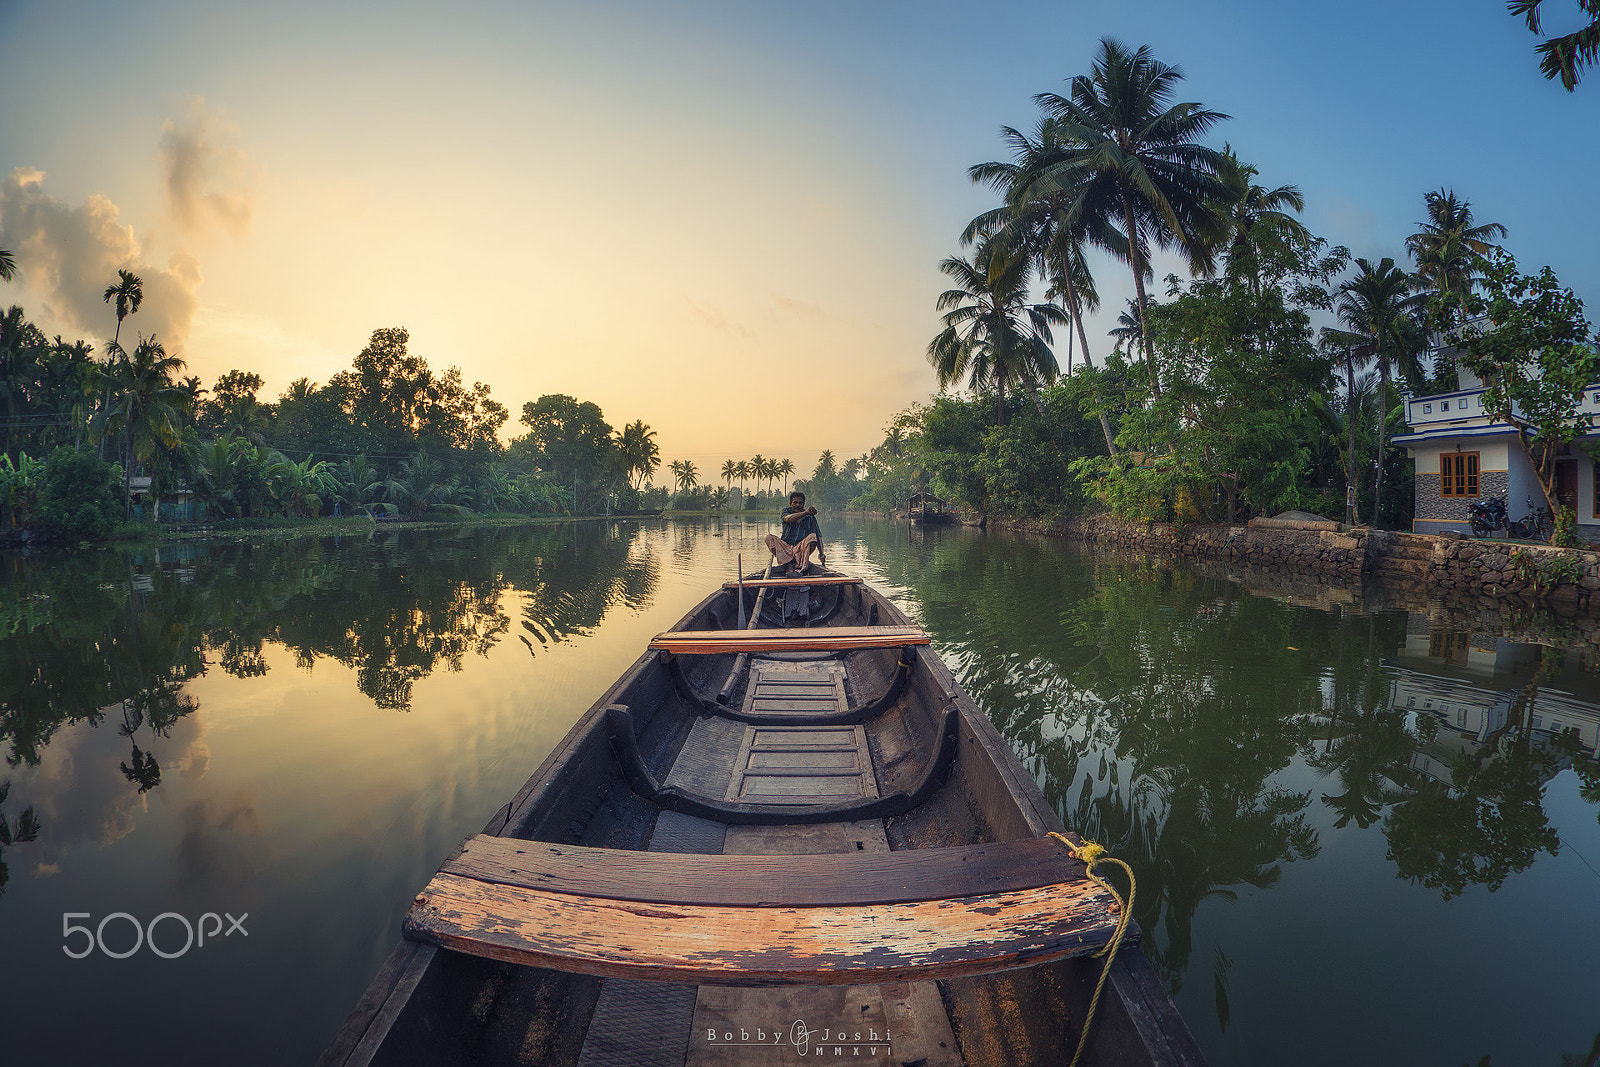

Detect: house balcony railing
1402,384,1600,433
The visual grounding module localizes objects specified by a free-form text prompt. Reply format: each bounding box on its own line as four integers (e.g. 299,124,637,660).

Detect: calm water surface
0,518,1596,1066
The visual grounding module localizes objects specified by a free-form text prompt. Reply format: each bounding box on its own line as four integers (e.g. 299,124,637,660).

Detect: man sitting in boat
766,492,827,575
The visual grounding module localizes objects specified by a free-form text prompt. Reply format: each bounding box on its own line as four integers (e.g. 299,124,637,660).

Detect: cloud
685,297,750,338
159,97,258,237
0,167,202,347
7,710,209,875
768,292,824,319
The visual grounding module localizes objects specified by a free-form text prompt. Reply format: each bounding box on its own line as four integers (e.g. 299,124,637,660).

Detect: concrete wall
1056,516,1600,613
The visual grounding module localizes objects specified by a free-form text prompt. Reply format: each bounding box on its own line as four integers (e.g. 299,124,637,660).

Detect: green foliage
34,446,121,541
1555,505,1580,548
511,394,624,513
1508,546,1589,593
1080,241,1347,524
1509,0,1600,90
1456,250,1599,520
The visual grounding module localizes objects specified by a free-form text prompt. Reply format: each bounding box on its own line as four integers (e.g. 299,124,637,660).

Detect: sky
1,0,1596,478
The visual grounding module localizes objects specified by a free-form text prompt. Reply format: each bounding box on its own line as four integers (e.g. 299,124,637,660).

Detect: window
1478,396,1485,406
1440,400,1450,411
1441,453,1479,497
1424,403,1433,413
1594,462,1600,518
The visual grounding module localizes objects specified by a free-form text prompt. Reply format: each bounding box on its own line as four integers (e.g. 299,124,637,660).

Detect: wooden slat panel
736,775,865,799
651,626,927,654
721,577,863,589
433,835,1085,906
747,750,860,769
745,698,838,712
749,727,857,748
405,873,1119,986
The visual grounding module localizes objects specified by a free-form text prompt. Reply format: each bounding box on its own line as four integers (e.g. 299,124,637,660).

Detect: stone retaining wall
1051,516,1600,613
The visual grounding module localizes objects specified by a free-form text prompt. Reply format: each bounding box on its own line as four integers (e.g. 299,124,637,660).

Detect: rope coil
1047,831,1137,1067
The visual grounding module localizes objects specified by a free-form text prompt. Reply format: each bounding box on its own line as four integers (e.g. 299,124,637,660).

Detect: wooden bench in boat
721,576,864,590
404,835,1122,986
650,625,928,655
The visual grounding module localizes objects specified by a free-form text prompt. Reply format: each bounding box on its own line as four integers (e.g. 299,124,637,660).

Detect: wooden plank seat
721,576,864,589
650,625,928,655
403,835,1121,986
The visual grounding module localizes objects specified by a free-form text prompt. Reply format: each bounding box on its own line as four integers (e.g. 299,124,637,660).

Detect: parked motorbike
1468,495,1508,538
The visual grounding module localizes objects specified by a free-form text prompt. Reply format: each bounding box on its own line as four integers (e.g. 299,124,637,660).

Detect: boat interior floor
576,660,964,1067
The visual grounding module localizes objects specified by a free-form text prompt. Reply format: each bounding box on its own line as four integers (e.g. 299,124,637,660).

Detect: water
0,518,1595,1066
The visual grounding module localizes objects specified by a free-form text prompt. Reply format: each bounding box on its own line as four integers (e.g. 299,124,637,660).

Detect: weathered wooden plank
433,835,1090,907
722,576,864,589
651,626,927,654
405,873,1119,986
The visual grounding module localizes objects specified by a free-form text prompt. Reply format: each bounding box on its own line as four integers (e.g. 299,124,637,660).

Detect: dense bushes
34,448,122,541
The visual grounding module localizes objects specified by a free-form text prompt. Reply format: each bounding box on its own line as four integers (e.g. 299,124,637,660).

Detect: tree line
0,255,703,539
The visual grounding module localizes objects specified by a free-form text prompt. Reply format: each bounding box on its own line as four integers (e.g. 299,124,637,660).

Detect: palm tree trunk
1119,190,1162,400
1374,341,1388,529
1060,283,1119,458
1345,355,1359,525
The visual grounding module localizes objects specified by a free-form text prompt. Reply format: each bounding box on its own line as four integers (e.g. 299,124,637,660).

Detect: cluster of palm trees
933,37,1245,436
713,456,795,500
927,37,1513,528
654,456,797,508
1322,191,1508,523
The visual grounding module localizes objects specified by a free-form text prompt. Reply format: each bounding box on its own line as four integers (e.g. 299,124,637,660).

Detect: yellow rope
1048,831,1136,1067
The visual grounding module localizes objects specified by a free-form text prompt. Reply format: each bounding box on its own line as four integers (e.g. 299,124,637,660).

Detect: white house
1392,359,1600,540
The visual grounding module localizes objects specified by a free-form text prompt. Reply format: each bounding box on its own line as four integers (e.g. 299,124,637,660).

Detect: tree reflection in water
0,522,658,891
865,525,1600,1024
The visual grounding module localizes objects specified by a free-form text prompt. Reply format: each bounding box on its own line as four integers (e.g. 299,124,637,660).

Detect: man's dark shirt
780,507,821,545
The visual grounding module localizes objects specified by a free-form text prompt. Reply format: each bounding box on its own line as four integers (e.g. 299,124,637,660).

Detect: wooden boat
320,566,1206,1067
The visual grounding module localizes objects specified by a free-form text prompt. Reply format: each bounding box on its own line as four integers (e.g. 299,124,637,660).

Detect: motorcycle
1468,495,1508,538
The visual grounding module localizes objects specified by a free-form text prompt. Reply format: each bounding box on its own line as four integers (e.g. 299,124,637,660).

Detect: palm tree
616,419,661,491
1108,298,1146,355
1033,38,1229,397
928,233,1066,425
1406,189,1507,336
337,454,378,513
749,455,767,502
968,120,1118,454
101,269,143,347
734,459,750,498
777,458,795,496
720,458,739,493
1508,0,1600,90
969,120,1109,377
95,337,190,519
1324,258,1425,527
0,248,16,282
671,459,698,494
1209,146,1311,286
